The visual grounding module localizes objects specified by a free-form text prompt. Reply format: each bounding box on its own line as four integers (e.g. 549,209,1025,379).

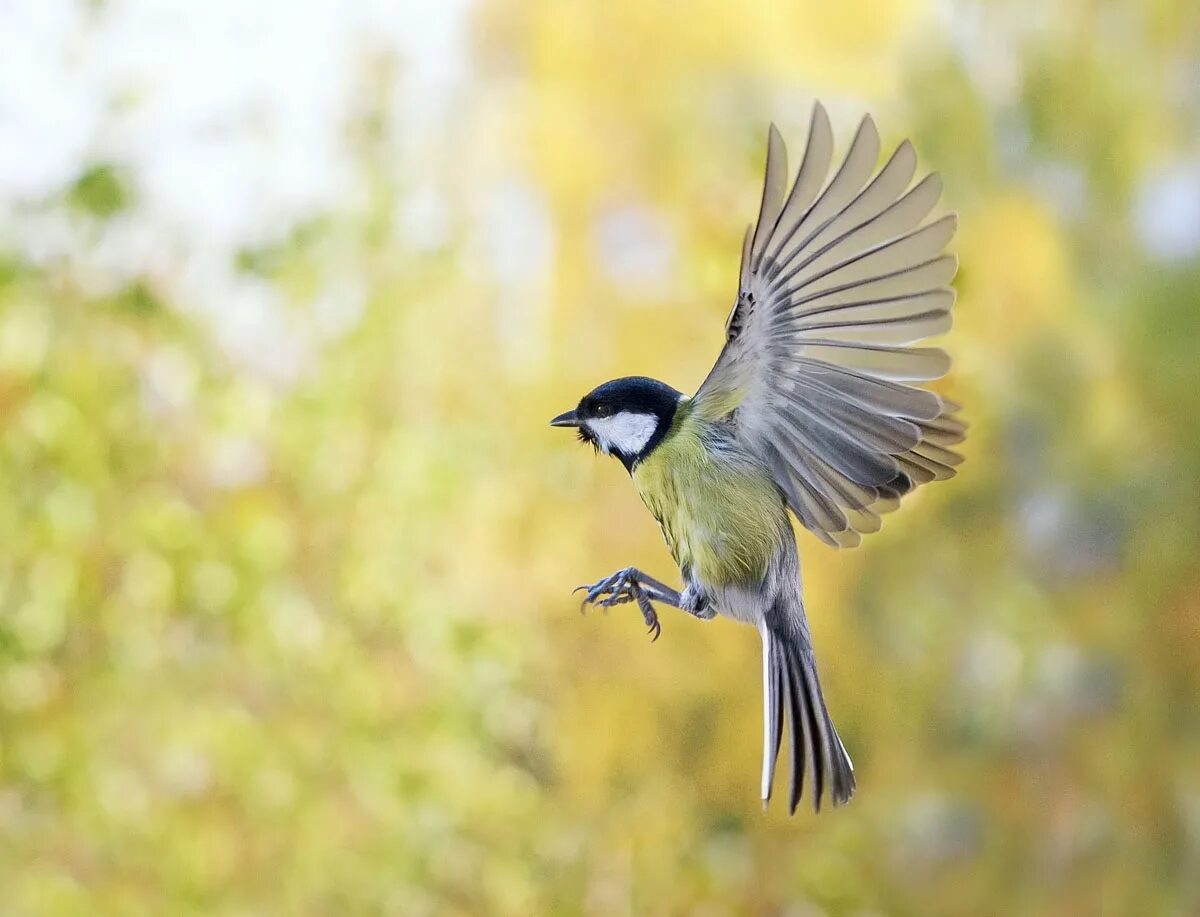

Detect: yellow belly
632,420,789,588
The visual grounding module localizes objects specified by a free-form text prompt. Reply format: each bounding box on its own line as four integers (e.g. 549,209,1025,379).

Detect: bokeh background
2,0,1199,914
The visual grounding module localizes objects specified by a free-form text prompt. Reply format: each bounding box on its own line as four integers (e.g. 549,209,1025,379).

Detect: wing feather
750,125,790,270
779,289,954,338
693,105,963,545
765,104,834,266
760,441,847,546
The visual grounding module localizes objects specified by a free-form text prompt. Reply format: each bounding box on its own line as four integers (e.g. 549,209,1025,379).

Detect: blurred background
1,0,1198,913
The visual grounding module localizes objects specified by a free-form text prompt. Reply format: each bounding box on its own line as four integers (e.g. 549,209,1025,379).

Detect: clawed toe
636,592,661,641
573,568,662,640
576,572,623,612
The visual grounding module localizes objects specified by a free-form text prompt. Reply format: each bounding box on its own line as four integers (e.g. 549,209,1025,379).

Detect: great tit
551,103,964,814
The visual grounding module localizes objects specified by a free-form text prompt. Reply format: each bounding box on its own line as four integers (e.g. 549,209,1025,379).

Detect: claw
574,585,592,614
634,591,661,642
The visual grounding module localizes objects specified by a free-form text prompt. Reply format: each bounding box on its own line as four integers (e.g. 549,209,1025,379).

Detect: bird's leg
679,582,717,620
574,567,709,641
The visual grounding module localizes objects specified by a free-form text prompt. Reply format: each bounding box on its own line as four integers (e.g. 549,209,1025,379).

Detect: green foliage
67,165,131,219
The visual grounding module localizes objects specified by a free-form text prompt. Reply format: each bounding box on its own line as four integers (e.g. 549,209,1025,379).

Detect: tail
758,616,856,813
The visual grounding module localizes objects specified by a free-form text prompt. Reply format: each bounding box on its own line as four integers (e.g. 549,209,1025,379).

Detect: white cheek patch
587,412,659,455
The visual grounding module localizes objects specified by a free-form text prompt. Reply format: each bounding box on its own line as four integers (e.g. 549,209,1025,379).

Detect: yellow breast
632,413,788,587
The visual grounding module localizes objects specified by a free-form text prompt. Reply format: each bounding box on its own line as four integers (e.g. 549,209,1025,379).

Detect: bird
550,102,964,814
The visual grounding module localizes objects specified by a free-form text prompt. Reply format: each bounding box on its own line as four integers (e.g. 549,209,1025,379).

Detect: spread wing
692,103,965,548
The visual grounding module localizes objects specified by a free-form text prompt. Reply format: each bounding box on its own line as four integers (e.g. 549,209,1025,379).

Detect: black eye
594,404,612,418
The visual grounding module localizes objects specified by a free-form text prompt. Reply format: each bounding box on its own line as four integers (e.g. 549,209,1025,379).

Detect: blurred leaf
67,164,131,219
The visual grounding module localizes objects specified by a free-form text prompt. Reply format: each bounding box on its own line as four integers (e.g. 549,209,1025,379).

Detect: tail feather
781,640,808,812
760,621,855,813
760,633,786,803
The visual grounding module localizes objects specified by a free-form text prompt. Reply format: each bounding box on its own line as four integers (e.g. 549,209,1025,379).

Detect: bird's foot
573,567,674,641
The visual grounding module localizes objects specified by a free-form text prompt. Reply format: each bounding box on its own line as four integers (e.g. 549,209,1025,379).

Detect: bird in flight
550,102,964,813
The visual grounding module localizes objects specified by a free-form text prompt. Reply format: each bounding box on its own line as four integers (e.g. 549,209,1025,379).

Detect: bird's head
550,376,683,471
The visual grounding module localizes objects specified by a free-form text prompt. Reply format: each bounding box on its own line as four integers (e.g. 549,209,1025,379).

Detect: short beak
549,409,579,428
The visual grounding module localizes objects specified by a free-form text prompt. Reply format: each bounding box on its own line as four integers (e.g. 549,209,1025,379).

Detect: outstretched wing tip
854,112,881,149
944,250,961,279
